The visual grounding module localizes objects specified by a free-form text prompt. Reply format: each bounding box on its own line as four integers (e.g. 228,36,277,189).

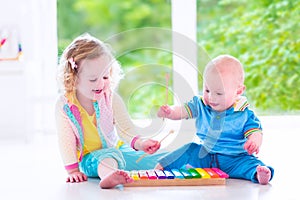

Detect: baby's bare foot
99,170,133,189
256,165,271,185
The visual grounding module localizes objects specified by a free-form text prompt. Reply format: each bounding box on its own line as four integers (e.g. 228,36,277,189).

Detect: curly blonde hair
57,33,123,93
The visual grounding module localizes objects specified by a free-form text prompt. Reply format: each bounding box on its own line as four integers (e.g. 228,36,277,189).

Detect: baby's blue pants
158,142,274,183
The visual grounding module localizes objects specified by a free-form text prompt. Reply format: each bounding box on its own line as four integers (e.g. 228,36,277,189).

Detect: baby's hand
140,139,161,154
157,105,172,118
244,131,263,155
66,171,88,183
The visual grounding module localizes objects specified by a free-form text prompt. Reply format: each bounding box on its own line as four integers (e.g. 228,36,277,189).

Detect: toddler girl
56,33,165,189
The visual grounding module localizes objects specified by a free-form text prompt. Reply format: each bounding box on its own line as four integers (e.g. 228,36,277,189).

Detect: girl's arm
112,92,139,144
112,92,160,152
55,97,80,172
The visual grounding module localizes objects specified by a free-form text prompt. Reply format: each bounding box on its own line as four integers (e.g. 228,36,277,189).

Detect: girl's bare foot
256,165,271,185
99,170,133,189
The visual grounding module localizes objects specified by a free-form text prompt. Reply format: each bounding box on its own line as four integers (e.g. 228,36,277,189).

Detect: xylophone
124,168,229,187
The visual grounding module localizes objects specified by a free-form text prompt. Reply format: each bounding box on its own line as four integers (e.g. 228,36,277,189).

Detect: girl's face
76,56,111,101
203,70,242,112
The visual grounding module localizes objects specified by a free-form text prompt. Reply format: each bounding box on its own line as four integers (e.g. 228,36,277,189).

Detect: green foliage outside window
197,0,300,113
57,0,300,118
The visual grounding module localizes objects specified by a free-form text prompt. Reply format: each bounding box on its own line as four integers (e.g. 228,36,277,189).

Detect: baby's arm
157,105,188,120
244,131,263,155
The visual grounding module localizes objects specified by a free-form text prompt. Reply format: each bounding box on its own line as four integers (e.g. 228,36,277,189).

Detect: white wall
0,0,57,140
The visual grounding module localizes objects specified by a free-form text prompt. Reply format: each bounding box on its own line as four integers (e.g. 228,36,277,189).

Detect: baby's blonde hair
204,54,244,87
57,33,123,93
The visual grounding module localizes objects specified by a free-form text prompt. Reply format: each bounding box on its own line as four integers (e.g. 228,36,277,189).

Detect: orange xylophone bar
124,168,228,187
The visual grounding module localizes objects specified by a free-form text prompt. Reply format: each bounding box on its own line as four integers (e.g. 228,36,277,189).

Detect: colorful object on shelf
0,41,23,61
0,36,23,61
124,168,228,187
0,38,6,47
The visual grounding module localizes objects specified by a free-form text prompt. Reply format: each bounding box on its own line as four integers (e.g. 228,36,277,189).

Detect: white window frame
172,0,198,99
152,0,199,151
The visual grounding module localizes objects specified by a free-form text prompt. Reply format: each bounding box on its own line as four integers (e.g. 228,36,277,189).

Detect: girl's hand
244,131,263,155
157,105,172,118
66,171,88,183
99,89,114,137
140,139,161,154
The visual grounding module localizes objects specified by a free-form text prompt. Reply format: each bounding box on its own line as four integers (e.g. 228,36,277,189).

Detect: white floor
1,115,300,200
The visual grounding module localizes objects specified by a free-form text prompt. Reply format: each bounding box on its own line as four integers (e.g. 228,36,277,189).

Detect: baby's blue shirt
185,96,262,155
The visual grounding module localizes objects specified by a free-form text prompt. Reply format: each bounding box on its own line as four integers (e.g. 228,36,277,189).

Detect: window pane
197,0,300,113
58,0,172,118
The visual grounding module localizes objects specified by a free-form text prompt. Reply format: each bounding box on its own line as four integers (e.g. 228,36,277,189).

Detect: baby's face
76,56,111,101
203,70,240,112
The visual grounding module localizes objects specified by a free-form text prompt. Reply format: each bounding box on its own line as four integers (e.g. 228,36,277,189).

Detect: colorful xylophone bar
124,168,229,187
